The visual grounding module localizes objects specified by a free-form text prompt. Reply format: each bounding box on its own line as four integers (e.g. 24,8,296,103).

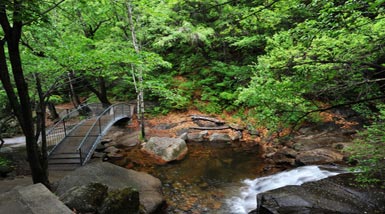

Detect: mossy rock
0,165,13,177
99,187,140,214
59,183,108,213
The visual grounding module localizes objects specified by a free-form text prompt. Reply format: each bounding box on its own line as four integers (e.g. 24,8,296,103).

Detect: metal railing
45,103,105,155
76,103,131,165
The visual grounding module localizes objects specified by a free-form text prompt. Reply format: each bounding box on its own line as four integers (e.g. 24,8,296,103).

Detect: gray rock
54,162,165,213
280,148,297,158
142,137,188,163
229,123,244,131
60,183,108,213
106,152,124,160
200,130,209,136
111,131,125,141
293,134,350,151
99,187,140,214
176,128,189,137
187,131,208,142
116,137,138,147
104,146,121,154
295,148,343,165
256,173,385,214
209,133,232,142
269,151,296,166
93,152,106,159
193,120,217,127
0,183,72,214
179,132,188,141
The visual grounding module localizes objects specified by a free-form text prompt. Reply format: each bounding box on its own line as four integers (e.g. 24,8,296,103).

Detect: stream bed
118,142,272,213
116,142,342,213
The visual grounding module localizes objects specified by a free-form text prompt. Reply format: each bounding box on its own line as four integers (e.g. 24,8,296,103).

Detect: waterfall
227,165,343,214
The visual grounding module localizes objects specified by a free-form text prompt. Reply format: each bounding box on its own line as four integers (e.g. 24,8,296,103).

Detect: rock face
209,133,232,142
256,173,385,214
0,183,72,214
98,187,140,214
59,183,109,213
142,137,188,164
295,148,344,165
187,131,208,142
267,124,355,167
54,162,165,213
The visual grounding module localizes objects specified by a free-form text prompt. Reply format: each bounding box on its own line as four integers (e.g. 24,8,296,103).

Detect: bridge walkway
46,103,134,170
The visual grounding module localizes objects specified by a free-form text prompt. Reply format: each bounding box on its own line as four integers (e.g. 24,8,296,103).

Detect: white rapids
226,165,343,214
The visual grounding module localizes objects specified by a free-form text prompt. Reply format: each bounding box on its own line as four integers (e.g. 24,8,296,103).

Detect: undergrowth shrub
346,105,385,186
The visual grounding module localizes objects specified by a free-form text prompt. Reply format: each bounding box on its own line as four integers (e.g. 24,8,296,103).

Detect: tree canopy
1,0,385,184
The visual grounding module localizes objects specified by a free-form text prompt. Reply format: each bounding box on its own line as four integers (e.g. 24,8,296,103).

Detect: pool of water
117,142,269,213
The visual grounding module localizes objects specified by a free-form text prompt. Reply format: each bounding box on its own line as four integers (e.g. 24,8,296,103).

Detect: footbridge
45,103,133,170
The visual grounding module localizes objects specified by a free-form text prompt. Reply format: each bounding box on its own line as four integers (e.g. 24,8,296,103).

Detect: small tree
347,105,385,185
0,0,65,188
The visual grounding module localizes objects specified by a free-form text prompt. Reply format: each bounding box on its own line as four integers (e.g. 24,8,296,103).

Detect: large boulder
255,173,385,214
98,187,140,214
59,183,109,213
293,132,351,151
295,148,343,165
54,162,165,213
0,183,72,214
142,137,188,164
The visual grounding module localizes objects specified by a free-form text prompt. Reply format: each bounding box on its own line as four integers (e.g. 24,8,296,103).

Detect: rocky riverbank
1,109,384,213
253,173,385,214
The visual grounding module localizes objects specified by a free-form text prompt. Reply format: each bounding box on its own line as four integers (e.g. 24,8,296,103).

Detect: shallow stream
122,142,271,213
119,142,342,213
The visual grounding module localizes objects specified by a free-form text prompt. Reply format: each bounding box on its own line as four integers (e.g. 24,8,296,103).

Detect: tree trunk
47,102,59,121
0,4,50,187
85,76,111,107
67,71,91,115
34,73,49,184
127,1,145,138
68,71,81,108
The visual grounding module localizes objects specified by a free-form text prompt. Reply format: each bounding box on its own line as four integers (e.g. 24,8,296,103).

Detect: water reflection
118,142,266,213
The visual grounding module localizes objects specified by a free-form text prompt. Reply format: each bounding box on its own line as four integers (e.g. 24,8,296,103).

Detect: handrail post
63,118,67,136
113,106,116,120
98,117,102,135
79,149,83,165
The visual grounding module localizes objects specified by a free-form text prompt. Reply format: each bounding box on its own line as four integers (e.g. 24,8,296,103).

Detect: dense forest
1,0,385,185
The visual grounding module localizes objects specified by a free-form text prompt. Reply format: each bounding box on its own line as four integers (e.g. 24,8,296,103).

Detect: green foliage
0,90,9,116
347,105,385,185
48,95,63,104
146,78,190,113
5,0,385,139
0,156,11,167
236,1,385,130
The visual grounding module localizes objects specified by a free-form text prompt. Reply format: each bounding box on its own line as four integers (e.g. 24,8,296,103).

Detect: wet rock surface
255,173,385,214
295,148,344,165
266,120,356,167
54,162,165,213
59,183,108,213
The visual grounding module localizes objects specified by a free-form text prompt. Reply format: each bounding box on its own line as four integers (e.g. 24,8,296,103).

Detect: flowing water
120,142,342,213
228,165,343,213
